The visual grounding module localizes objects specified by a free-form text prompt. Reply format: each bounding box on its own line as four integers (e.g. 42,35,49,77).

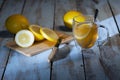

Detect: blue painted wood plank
76,0,116,80
3,50,51,80
0,0,24,79
4,0,54,80
99,0,120,80
22,0,54,29
52,41,85,80
52,0,85,79
108,0,120,32
99,34,120,80
0,38,11,80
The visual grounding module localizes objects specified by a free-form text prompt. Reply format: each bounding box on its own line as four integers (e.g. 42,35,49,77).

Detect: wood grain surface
0,0,24,80
98,0,120,80
23,0,54,29
3,0,54,80
99,34,120,80
0,0,120,80
0,0,4,9
52,0,85,80
76,0,111,80
0,39,11,80
108,0,120,31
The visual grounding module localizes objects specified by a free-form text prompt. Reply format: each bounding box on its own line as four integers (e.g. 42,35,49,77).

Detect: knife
48,38,62,62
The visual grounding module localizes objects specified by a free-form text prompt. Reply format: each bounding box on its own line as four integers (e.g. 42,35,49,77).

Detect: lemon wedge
40,28,59,42
74,24,91,39
15,30,34,48
29,25,44,41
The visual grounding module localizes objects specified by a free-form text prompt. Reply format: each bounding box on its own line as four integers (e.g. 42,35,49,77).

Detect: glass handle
97,25,109,46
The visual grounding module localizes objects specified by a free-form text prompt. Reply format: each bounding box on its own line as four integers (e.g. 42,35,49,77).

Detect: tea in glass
73,22,98,48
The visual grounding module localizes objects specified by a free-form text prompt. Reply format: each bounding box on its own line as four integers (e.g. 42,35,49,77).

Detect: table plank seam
1,49,11,80
107,0,120,35
81,51,87,80
0,0,6,12
21,0,26,14
53,0,56,30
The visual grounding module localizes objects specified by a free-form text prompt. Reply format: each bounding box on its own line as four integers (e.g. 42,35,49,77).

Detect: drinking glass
73,15,109,50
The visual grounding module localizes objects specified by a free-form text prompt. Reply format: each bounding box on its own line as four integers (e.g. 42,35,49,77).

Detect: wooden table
0,0,120,80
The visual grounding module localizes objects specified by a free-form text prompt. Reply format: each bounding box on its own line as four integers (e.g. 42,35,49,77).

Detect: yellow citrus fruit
5,14,29,34
74,24,91,39
15,30,34,48
40,28,59,42
63,10,85,29
74,23,98,48
29,25,44,41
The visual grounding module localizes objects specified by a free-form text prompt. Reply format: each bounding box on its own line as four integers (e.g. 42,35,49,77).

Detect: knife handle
48,47,58,62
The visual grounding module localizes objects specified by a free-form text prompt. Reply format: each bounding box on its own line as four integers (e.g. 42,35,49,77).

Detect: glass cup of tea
73,15,109,49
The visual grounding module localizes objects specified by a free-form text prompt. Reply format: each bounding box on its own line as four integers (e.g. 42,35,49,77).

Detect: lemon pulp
29,25,44,41
40,28,59,42
15,30,34,48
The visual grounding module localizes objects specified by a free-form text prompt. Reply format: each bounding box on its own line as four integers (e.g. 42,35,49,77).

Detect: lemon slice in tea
74,24,92,39
29,25,44,41
15,30,34,48
40,28,59,42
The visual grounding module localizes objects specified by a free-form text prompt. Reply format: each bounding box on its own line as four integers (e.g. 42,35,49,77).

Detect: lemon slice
74,24,91,39
40,28,59,42
15,30,34,48
29,25,44,41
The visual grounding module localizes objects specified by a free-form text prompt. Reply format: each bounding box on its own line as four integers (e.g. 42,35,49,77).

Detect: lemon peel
29,25,44,41
5,14,29,34
63,10,85,28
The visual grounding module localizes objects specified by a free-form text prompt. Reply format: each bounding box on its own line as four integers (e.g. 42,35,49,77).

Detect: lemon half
15,30,34,48
40,28,59,42
29,25,44,41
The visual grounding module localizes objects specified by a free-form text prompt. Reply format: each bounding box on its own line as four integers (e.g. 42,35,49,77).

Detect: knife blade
48,38,62,62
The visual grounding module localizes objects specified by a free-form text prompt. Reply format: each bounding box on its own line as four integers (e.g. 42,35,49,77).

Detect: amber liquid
74,23,98,48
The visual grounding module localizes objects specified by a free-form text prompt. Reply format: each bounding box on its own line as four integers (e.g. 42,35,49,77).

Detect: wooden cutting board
6,31,73,56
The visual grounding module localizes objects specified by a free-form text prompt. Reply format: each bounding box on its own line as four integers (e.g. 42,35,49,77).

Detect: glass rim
73,15,94,23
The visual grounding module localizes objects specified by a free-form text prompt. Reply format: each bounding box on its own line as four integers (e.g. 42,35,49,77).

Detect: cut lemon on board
15,30,34,48
29,25,44,41
40,28,59,42
74,24,92,39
